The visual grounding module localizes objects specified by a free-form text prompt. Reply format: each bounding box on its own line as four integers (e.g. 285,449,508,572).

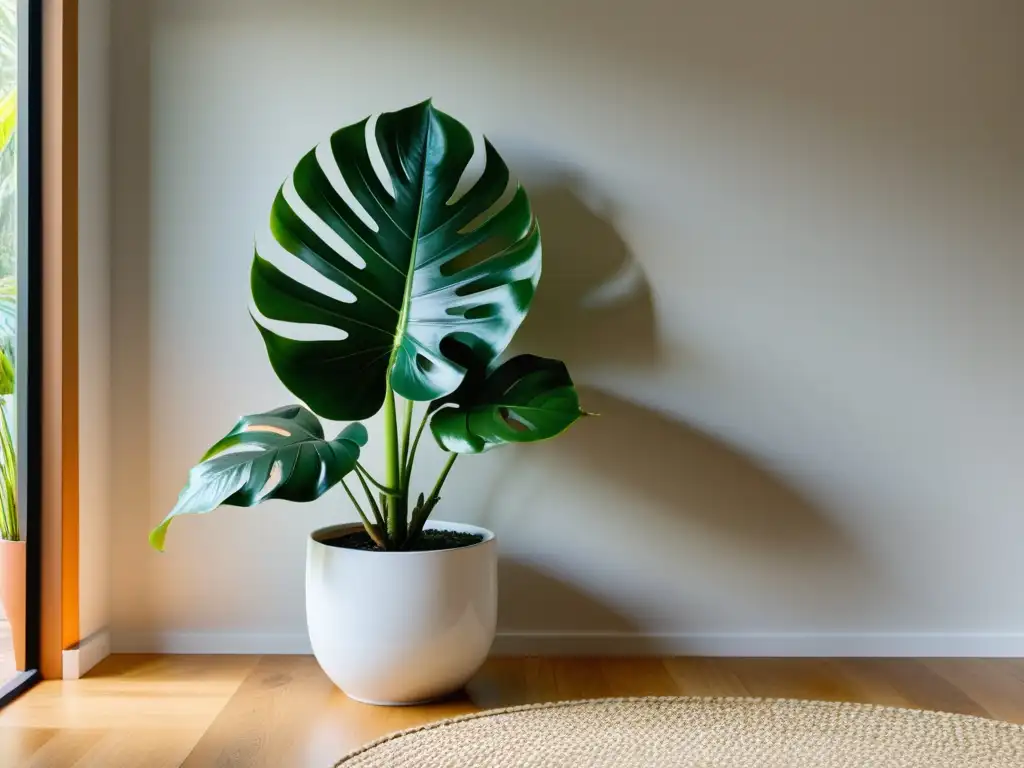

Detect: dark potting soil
326,529,484,552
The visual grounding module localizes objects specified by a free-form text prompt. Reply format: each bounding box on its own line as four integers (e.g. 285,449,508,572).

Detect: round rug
334,697,1024,767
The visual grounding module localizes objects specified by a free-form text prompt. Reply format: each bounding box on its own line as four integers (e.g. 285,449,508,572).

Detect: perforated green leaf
430,355,584,454
251,100,541,421
150,405,367,550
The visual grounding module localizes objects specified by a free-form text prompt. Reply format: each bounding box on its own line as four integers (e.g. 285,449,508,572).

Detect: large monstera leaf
430,355,585,454
252,100,541,421
149,405,366,550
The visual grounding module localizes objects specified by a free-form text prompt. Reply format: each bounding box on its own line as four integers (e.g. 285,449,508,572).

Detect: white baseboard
63,629,112,679
110,630,1024,658
490,632,1024,657
112,631,313,655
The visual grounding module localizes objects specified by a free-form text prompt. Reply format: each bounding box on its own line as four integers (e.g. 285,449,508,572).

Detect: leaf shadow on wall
486,182,881,635
497,558,639,634
510,180,659,370
566,388,875,609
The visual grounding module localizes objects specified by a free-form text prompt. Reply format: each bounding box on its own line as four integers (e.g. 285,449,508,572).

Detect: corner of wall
62,627,111,679
76,0,114,644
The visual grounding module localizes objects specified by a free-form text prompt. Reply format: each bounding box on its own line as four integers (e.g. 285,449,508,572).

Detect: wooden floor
0,655,1022,767
0,619,14,686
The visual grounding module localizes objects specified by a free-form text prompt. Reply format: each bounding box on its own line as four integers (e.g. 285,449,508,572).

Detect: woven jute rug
334,696,1024,767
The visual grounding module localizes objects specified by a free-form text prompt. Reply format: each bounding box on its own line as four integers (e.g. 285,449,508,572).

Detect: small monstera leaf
251,100,541,422
430,355,585,454
150,405,367,550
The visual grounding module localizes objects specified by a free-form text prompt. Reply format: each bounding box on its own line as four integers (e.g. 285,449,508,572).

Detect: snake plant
152,101,587,551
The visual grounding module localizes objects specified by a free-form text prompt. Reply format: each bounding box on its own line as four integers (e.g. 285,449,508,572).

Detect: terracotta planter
0,539,26,671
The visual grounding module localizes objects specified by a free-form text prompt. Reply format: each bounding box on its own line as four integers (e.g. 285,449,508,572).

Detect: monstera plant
151,101,587,554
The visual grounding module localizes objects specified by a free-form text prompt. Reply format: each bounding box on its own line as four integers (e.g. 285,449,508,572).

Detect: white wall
110,0,1024,655
78,0,112,645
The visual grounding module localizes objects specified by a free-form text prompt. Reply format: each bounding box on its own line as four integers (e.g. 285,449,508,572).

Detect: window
0,0,40,706
0,0,21,690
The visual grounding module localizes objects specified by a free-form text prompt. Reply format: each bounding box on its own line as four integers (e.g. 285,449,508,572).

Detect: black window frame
0,0,43,708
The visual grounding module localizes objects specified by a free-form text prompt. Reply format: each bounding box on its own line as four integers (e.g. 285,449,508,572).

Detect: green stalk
409,453,459,541
355,467,386,533
340,479,386,549
399,399,414,484
429,452,459,505
383,115,431,548
402,407,430,490
355,462,400,496
382,381,406,544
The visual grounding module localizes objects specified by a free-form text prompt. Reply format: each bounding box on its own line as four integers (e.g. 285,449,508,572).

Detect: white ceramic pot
306,520,497,705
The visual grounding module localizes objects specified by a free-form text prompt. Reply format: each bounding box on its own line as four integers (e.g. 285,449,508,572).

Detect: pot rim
309,520,495,555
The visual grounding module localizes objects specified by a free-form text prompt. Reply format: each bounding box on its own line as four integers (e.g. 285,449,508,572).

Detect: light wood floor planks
0,619,14,686
0,655,1022,767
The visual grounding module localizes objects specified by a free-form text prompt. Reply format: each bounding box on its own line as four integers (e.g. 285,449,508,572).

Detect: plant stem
428,452,459,505
355,468,386,533
382,381,406,543
355,462,400,496
407,499,434,543
402,407,430,489
340,479,386,549
408,452,459,542
399,399,414,484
